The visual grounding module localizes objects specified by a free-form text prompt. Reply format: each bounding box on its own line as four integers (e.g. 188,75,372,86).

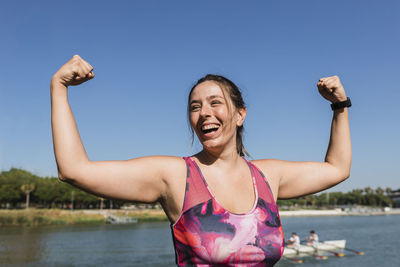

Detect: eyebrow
208,95,224,100
190,95,224,105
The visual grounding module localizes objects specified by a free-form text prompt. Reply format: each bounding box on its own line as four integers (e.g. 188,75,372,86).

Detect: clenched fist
317,75,347,103
52,55,94,87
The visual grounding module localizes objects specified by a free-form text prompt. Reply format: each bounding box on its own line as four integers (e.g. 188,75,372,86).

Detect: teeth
202,124,219,130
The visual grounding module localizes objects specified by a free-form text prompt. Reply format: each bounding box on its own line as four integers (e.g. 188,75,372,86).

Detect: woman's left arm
254,75,351,199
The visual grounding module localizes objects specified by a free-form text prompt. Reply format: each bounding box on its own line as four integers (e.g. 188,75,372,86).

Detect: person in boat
306,230,319,246
50,55,352,266
287,233,301,249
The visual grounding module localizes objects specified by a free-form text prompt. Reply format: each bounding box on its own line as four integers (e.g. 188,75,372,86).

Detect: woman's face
189,81,245,153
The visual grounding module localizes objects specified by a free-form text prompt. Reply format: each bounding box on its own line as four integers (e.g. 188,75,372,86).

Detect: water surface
1,215,399,266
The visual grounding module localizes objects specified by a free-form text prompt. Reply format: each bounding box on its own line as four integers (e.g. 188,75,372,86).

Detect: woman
51,55,351,266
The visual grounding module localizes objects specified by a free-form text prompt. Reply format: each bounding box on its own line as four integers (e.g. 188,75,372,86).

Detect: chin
201,140,226,153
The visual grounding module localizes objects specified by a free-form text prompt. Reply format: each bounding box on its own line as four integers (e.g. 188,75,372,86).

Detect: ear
236,107,247,127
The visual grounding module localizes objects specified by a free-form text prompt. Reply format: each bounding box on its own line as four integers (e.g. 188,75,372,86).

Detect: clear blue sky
1,0,399,192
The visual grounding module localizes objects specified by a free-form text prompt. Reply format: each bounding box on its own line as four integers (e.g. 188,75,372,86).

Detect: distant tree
364,187,374,195
99,197,104,210
2,167,394,209
376,187,384,195
385,187,392,195
316,193,328,207
21,184,35,209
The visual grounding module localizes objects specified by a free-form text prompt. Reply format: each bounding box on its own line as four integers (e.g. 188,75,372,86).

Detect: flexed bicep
253,159,348,199
63,156,185,203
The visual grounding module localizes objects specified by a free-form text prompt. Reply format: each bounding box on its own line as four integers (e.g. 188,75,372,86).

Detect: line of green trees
0,168,395,209
277,187,394,208
0,168,127,209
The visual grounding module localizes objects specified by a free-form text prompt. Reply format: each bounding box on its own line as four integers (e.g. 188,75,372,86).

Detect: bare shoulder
128,155,186,181
151,155,187,181
250,159,284,200
250,158,285,178
145,156,187,221
251,158,342,199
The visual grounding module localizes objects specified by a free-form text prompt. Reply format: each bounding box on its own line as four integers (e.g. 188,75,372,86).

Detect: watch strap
331,97,351,110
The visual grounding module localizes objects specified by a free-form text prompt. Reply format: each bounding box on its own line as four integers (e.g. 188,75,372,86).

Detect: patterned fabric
170,157,284,266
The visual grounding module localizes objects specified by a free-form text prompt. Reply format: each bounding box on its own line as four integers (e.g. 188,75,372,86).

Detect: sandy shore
279,208,400,217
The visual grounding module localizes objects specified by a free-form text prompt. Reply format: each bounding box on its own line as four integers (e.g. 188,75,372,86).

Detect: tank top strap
243,158,276,204
181,157,212,214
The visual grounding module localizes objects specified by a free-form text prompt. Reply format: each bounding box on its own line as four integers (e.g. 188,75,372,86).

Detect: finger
88,71,95,79
86,61,94,72
82,60,93,73
82,64,92,77
317,81,326,89
324,75,341,85
319,75,338,83
81,62,94,79
324,79,339,90
79,60,94,79
317,82,334,94
321,77,335,85
75,67,88,80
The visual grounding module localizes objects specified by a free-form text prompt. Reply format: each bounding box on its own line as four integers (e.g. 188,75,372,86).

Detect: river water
0,215,399,266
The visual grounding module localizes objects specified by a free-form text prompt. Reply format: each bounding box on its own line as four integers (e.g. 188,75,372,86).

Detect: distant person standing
307,230,319,246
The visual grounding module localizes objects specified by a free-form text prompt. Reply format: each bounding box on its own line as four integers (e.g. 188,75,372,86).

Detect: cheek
215,106,229,120
189,113,198,129
216,107,235,129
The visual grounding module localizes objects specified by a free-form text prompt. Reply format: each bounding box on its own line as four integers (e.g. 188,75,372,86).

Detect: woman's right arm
51,55,180,203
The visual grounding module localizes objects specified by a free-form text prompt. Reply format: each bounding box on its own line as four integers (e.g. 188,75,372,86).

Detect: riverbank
2,208,399,226
279,208,400,217
0,209,168,227
0,209,105,227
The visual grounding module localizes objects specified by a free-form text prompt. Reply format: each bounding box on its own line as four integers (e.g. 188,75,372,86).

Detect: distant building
388,189,400,208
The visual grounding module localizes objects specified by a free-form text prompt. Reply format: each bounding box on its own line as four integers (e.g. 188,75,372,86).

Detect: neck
197,146,242,166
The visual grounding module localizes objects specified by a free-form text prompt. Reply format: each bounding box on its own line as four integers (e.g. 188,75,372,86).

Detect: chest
200,167,256,215
172,198,284,266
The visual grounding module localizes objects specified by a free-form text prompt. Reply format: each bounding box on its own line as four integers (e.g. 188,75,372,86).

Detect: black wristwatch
331,97,351,110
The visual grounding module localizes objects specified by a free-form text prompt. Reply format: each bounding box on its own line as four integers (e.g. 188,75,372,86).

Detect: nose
199,104,212,117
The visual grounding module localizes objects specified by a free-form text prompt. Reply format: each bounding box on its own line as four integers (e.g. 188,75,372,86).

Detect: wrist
50,79,68,97
51,72,70,87
51,75,67,89
331,97,351,110
332,96,347,103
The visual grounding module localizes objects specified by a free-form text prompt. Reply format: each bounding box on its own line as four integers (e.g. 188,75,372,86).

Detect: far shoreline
1,208,399,227
279,208,400,217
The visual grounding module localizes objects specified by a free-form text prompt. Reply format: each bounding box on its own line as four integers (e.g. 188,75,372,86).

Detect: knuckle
71,65,78,72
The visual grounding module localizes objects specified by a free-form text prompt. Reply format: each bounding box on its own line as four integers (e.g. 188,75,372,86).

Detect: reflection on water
0,227,45,265
0,223,176,266
0,215,399,266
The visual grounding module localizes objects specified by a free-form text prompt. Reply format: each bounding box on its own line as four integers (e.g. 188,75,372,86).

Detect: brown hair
187,74,249,157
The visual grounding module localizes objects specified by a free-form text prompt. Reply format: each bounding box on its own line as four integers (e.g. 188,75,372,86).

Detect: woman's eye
211,101,221,106
190,105,200,111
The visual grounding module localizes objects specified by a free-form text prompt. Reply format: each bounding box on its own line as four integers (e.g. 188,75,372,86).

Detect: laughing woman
51,55,351,266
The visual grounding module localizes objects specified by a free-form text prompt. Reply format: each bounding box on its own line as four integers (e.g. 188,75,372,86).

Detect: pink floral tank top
171,157,285,266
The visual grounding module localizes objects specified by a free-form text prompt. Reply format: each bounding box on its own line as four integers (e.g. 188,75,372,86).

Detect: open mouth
201,124,220,135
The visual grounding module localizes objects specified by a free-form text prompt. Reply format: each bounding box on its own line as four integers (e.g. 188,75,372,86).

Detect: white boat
105,214,138,224
283,240,346,256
